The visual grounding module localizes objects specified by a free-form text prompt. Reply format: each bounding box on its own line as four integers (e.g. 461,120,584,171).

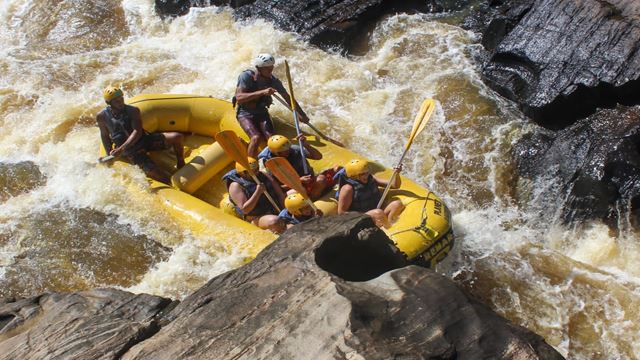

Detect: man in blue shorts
97,87,185,183
234,53,310,157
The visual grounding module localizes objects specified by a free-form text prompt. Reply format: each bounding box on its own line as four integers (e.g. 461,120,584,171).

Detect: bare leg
309,174,329,200
384,200,405,224
248,134,261,158
365,208,390,228
163,132,185,168
257,215,285,233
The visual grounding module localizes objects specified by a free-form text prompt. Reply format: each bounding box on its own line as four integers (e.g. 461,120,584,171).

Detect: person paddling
223,157,285,232
96,87,185,183
233,53,310,157
278,193,323,230
335,159,404,228
258,134,336,200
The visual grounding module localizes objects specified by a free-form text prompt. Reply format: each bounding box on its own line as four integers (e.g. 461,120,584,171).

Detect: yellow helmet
219,194,240,218
235,157,258,173
345,159,369,178
103,86,123,103
267,135,291,153
284,193,307,216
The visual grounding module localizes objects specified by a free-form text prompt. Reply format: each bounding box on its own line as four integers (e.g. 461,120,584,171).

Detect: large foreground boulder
0,214,562,359
124,214,561,359
468,0,640,129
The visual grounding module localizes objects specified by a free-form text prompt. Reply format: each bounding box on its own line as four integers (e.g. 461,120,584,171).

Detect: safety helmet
103,86,123,103
235,157,258,174
254,53,275,67
284,193,308,216
267,135,291,153
345,159,369,178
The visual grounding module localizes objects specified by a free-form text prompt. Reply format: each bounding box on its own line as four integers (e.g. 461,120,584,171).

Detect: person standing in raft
97,87,185,183
258,134,336,200
233,53,310,157
278,193,323,230
335,159,404,228
223,157,285,232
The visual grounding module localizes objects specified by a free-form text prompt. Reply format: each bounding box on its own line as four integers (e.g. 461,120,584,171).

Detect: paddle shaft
284,61,310,175
271,93,345,147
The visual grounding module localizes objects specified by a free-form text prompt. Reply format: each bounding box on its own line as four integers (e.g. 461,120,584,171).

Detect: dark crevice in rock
0,314,16,332
115,320,163,358
315,224,409,282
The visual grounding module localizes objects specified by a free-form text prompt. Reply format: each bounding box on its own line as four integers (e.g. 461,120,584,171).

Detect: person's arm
296,134,322,160
337,184,354,214
374,165,402,189
235,86,276,104
110,107,143,157
229,182,265,214
96,113,113,154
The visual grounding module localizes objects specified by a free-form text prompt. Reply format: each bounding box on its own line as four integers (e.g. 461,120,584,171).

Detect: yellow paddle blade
284,60,297,112
215,130,253,175
406,98,436,150
265,157,309,199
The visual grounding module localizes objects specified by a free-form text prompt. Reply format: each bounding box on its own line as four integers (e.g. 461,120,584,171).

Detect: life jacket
222,170,278,217
98,105,137,148
233,69,277,111
278,209,314,225
334,169,381,212
258,145,313,176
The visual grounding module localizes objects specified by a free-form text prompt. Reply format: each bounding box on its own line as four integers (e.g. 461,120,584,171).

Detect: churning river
0,1,638,358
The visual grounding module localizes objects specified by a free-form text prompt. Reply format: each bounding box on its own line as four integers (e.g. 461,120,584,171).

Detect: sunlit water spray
0,0,639,358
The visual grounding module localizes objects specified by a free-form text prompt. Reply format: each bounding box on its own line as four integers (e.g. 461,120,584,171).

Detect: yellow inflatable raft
104,94,454,267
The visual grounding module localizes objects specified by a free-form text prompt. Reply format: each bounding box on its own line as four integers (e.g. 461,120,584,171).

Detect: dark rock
155,0,447,52
0,289,174,359
122,214,562,359
471,0,640,128
513,105,640,227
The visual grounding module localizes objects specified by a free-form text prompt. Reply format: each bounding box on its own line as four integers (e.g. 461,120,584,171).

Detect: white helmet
254,53,275,67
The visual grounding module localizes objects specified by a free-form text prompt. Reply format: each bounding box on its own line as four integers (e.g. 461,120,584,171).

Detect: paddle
271,93,345,148
376,98,436,209
215,130,281,212
283,60,310,175
98,155,116,163
265,157,319,212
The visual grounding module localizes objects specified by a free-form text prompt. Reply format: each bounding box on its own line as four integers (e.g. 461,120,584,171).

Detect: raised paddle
376,98,436,209
283,60,310,175
271,93,345,148
264,157,319,212
215,130,281,212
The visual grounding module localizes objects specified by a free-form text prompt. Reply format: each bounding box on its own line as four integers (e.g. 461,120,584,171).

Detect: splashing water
0,1,638,358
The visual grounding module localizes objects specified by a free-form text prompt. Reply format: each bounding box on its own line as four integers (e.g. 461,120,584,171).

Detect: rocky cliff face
0,214,564,359
467,0,640,227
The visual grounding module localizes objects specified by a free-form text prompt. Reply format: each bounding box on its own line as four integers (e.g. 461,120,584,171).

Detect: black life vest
234,69,277,111
334,169,381,212
222,170,279,217
99,105,137,147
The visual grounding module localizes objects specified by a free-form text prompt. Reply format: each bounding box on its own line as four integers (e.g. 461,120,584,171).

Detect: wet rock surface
0,289,174,360
467,0,640,128
0,214,563,359
514,105,640,227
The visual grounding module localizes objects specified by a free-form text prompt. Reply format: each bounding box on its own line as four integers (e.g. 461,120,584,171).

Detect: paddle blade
215,130,250,168
284,60,297,112
265,157,308,199
406,98,436,150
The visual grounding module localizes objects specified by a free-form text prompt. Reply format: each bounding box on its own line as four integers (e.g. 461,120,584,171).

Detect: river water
0,1,638,358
